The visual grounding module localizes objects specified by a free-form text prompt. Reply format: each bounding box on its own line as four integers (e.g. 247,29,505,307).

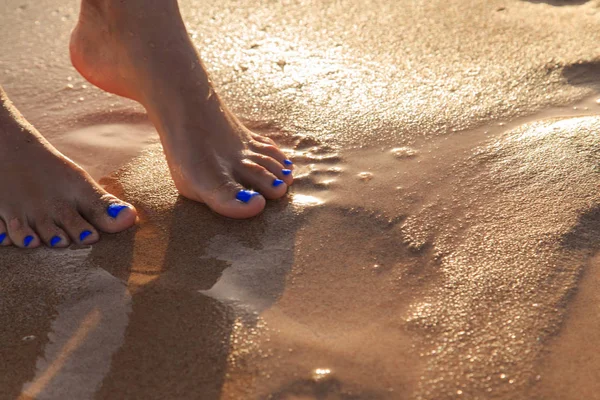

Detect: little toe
79,194,137,234
6,216,40,248
0,219,12,246
34,218,70,248
249,141,291,168
248,153,294,185
56,208,99,245
202,180,266,219
237,161,289,200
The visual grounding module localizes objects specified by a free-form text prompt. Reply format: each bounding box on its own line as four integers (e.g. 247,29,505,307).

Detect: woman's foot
0,90,137,248
70,0,293,219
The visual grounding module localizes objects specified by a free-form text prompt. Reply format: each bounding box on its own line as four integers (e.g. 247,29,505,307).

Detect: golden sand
2,0,600,399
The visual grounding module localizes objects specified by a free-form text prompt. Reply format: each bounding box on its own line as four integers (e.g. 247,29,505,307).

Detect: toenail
282,169,292,176
273,179,284,187
79,230,92,242
284,159,293,166
50,236,61,247
107,204,129,219
0,233,6,244
23,235,34,247
236,190,260,203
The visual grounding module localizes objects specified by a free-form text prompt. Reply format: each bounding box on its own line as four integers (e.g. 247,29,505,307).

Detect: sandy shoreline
2,0,600,399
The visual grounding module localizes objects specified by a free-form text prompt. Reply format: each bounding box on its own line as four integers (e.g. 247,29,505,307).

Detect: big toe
79,194,137,233
202,181,266,219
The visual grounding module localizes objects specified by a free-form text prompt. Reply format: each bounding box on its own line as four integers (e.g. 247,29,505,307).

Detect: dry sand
2,0,600,399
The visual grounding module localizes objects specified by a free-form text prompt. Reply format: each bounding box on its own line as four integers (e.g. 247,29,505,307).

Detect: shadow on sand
0,144,299,400
562,61,600,89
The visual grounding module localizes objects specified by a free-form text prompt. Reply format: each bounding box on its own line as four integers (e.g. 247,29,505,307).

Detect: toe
249,141,291,168
79,194,137,234
0,219,12,246
34,217,70,248
248,153,294,186
250,133,278,146
236,160,289,200
56,208,99,245
202,180,266,219
6,216,40,248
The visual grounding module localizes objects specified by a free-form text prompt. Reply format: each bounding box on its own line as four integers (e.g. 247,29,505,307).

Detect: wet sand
2,0,600,399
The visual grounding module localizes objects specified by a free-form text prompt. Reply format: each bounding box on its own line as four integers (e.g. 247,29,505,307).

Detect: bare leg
70,0,294,219
0,87,136,248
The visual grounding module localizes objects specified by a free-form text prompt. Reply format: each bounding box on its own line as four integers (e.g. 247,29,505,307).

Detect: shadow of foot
88,143,300,399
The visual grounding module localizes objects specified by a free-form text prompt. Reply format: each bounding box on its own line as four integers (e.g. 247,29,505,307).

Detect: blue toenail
50,236,61,247
80,230,92,242
282,169,292,176
284,159,293,166
0,233,6,244
24,235,34,247
273,179,284,187
236,190,260,203
107,204,129,219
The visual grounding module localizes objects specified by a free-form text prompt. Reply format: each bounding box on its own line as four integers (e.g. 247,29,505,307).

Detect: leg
70,0,294,219
0,87,136,248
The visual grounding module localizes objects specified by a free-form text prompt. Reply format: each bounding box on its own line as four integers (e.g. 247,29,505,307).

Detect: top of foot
0,97,137,248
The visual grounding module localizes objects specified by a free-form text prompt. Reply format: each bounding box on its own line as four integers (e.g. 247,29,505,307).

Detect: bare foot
70,0,293,219
0,89,137,248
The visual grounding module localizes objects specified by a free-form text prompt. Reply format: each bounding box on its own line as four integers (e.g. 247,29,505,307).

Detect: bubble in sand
358,172,373,181
312,368,332,381
391,147,417,159
22,335,36,342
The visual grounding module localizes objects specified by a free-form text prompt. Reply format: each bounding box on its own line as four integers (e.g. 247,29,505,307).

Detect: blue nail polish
273,179,284,187
236,190,260,203
107,204,129,219
80,230,92,242
282,169,292,176
0,233,6,244
284,159,293,166
24,235,34,247
50,236,61,247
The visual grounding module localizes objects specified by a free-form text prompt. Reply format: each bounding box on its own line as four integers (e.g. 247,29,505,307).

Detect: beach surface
2,0,600,399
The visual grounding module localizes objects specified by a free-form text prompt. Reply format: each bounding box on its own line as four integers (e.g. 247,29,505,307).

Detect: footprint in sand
353,146,418,183
286,134,344,193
